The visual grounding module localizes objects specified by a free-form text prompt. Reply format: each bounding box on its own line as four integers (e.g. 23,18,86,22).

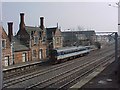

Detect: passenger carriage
49,46,92,64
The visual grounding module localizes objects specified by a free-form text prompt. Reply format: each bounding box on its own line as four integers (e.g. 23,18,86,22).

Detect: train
49,45,96,64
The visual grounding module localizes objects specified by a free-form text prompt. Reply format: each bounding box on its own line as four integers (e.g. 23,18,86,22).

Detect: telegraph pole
118,0,120,36
115,32,118,62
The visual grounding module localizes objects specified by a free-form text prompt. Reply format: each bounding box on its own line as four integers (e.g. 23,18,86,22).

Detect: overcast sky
2,2,118,34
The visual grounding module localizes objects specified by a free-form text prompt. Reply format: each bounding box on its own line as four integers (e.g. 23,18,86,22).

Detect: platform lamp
109,1,120,36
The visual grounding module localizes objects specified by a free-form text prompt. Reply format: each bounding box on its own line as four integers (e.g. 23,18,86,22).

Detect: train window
57,52,60,56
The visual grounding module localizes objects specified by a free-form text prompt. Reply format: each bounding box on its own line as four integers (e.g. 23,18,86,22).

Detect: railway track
3,46,115,88
26,52,115,89
3,51,107,88
3,45,114,80
47,55,114,89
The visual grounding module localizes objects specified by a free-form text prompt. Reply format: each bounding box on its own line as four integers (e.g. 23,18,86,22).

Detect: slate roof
46,27,58,40
13,37,30,52
25,26,43,35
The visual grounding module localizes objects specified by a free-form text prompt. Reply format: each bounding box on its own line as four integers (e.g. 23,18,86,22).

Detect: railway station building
2,13,63,67
46,26,63,49
2,26,12,67
2,22,30,67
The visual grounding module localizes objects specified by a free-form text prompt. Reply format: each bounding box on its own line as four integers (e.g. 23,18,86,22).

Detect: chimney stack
19,13,25,30
40,17,44,30
8,22,13,42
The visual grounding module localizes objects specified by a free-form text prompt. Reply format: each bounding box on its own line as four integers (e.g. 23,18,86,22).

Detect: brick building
2,26,11,67
16,13,47,62
2,22,30,67
46,26,63,49
2,13,63,66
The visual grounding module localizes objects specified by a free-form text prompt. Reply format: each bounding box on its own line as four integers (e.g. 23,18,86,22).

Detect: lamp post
109,0,120,36
115,32,118,63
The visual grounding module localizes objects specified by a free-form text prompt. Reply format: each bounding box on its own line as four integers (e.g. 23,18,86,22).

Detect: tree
77,26,85,31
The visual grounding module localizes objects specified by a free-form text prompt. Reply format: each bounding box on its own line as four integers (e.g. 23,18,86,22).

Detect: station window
39,31,42,38
22,52,27,62
56,37,59,44
2,39,6,49
4,56,9,66
32,50,36,57
34,36,38,45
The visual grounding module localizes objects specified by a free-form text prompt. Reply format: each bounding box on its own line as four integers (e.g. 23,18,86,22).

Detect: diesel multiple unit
49,45,96,64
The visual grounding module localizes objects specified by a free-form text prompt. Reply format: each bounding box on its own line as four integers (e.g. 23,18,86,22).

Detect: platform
3,60,45,72
70,59,120,89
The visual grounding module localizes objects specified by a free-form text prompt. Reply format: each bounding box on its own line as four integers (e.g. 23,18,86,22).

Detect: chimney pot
8,22,13,42
19,13,25,30
40,17,44,30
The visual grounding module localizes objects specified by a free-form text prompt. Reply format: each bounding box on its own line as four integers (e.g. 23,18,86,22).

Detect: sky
2,2,118,35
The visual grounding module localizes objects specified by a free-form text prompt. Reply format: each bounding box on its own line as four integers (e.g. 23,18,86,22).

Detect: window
56,37,59,44
31,31,34,36
32,50,36,57
4,56,9,66
42,36,46,42
2,39,6,49
39,31,42,38
22,52,27,62
34,36,38,45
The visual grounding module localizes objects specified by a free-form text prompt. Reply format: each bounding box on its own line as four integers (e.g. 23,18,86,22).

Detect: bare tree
77,26,85,31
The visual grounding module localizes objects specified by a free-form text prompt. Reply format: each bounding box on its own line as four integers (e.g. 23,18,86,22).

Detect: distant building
62,30,96,47
96,35,114,44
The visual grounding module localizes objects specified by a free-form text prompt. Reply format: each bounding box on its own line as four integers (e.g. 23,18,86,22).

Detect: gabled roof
2,27,9,39
46,27,58,34
46,27,58,40
13,37,29,52
25,26,43,35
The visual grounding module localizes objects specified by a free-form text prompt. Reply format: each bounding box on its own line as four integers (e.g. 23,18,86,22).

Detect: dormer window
34,36,38,45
